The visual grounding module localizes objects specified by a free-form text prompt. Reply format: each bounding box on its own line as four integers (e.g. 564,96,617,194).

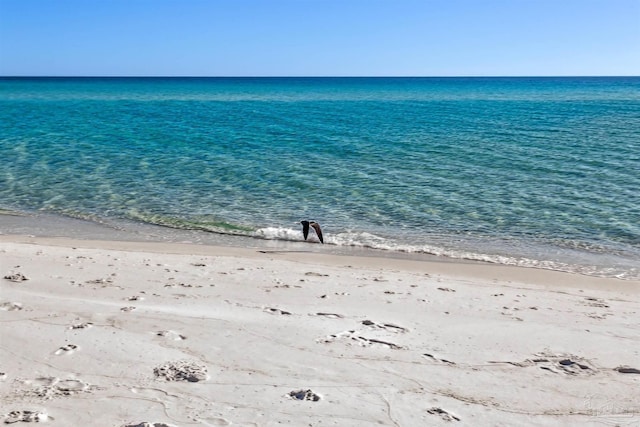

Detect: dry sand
1,235,639,426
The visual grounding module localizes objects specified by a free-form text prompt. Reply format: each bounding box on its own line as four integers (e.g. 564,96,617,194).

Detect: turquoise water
1,77,639,278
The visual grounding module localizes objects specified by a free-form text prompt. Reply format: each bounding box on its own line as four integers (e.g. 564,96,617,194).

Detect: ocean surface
1,77,639,279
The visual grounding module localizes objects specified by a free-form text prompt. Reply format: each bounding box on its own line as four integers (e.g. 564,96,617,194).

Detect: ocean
1,77,638,279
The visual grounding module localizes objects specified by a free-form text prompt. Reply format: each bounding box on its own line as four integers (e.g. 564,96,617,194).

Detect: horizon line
1,75,639,79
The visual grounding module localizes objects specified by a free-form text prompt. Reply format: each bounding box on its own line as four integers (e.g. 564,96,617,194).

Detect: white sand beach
1,235,639,426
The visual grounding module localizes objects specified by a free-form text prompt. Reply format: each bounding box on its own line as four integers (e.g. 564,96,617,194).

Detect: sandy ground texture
1,236,639,426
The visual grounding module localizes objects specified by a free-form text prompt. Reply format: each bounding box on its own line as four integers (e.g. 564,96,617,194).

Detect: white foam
252,227,638,279
254,227,301,241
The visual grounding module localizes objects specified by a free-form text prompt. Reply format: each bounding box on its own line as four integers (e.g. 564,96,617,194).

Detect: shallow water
1,77,639,278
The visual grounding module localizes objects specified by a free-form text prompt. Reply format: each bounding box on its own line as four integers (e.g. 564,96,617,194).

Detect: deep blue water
1,77,639,278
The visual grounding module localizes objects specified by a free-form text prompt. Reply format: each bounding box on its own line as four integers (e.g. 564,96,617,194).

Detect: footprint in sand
155,330,187,341
490,352,596,375
305,271,329,277
22,376,93,399
0,301,23,311
319,329,359,344
69,322,93,330
153,360,208,382
314,312,344,319
3,273,29,282
423,353,456,365
3,410,50,423
364,338,404,349
122,423,179,427
582,297,610,308
289,389,321,402
54,344,78,355
319,330,403,349
361,319,408,333
535,356,594,375
264,307,291,315
586,312,613,320
85,277,114,286
49,379,90,394
426,407,460,422
164,282,203,289
500,307,524,322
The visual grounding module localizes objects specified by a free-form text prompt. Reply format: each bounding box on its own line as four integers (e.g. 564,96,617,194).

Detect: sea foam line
253,226,638,280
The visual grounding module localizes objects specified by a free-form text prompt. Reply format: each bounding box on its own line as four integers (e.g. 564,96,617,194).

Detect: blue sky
1,0,638,76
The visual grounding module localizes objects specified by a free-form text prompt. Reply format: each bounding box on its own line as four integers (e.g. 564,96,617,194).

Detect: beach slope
1,236,639,426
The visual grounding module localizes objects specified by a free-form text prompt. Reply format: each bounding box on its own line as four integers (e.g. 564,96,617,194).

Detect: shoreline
2,233,639,293
1,234,639,425
2,208,638,282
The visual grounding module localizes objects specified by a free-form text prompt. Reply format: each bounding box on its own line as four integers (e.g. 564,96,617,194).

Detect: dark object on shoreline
300,220,323,244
